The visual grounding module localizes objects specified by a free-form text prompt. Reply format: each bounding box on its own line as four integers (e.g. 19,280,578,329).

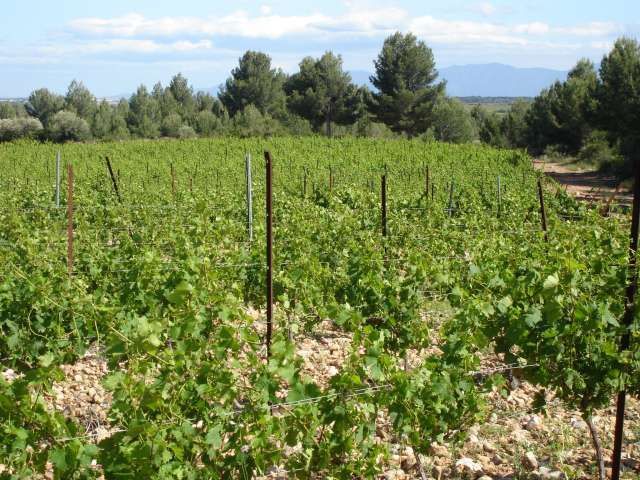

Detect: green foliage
597,37,640,160
285,52,366,135
161,113,184,138
0,137,636,476
26,89,65,127
526,60,597,154
92,101,130,140
0,117,43,141
577,130,624,171
128,85,161,138
429,98,477,144
65,80,98,121
471,105,507,148
231,105,281,137
369,32,446,136
220,51,287,118
48,111,91,142
194,110,225,136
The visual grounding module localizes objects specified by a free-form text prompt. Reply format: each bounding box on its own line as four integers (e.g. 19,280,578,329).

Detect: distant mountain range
1,64,568,104
349,63,568,98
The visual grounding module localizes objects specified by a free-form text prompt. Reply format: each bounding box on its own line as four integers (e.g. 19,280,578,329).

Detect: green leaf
524,308,542,328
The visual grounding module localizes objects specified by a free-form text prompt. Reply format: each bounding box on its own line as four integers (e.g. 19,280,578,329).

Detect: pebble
455,457,483,475
523,451,539,471
525,414,543,431
538,466,566,479
384,468,406,479
570,417,588,431
482,441,496,454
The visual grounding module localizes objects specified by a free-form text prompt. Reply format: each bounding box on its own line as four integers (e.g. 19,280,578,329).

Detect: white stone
455,457,483,474
522,451,538,470
525,414,543,431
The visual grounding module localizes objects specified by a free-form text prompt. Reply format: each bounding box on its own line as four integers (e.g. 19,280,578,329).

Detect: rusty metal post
105,157,121,203
55,151,61,208
67,164,74,275
329,166,333,193
425,166,429,202
265,151,274,360
611,160,640,480
497,175,502,218
303,167,307,198
381,174,387,237
537,178,548,242
171,163,176,198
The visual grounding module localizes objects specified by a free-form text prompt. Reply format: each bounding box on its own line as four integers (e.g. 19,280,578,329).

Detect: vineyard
0,138,638,479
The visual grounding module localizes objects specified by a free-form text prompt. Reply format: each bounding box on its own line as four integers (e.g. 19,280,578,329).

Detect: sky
1,0,638,97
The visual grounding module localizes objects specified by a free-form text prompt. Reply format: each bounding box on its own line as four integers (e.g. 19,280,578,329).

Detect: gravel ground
5,307,636,479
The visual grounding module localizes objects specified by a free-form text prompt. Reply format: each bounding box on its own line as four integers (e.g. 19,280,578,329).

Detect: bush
431,98,477,144
177,125,197,139
194,111,225,136
231,105,281,138
161,113,183,138
578,131,624,172
48,111,91,142
0,118,44,141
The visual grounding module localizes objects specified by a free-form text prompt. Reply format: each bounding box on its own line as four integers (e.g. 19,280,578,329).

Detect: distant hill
348,63,568,98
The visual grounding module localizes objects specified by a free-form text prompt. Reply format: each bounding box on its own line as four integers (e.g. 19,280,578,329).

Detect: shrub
0,118,44,141
48,111,91,142
232,105,281,138
194,111,224,136
578,131,624,172
177,125,197,139
161,114,183,138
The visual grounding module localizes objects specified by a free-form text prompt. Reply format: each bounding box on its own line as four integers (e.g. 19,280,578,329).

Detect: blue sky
1,0,638,97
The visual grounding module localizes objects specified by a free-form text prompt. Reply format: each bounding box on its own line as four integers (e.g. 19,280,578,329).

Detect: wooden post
329,166,333,193
611,160,640,480
537,178,548,242
497,175,502,218
55,152,61,208
264,151,274,360
171,163,176,198
105,157,122,203
303,167,307,198
425,166,429,201
67,164,74,275
381,175,387,237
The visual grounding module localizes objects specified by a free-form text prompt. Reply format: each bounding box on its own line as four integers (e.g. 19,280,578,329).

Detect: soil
533,160,632,205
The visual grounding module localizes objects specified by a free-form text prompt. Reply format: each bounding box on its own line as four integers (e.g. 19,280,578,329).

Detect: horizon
2,0,638,97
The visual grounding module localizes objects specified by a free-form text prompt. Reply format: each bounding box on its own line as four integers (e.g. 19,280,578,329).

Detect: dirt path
534,159,632,205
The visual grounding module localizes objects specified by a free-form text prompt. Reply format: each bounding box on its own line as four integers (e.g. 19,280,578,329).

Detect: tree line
477,37,640,173
0,32,506,144
1,33,638,172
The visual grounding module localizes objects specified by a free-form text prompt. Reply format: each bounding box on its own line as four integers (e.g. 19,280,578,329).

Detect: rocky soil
3,310,639,479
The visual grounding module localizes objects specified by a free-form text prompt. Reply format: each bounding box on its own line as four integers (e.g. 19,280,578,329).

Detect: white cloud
514,22,550,35
476,2,497,17
66,10,623,46
3,8,620,68
557,22,621,37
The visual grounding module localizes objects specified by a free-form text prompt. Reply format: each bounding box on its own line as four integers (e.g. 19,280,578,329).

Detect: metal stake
611,160,640,480
67,164,74,275
265,151,274,360
246,154,253,242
